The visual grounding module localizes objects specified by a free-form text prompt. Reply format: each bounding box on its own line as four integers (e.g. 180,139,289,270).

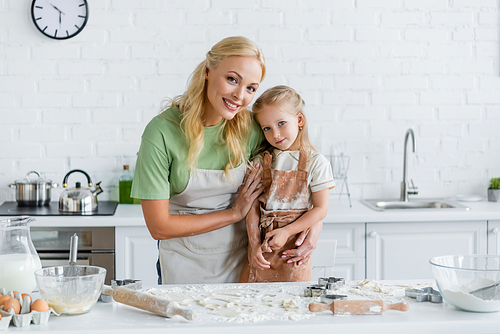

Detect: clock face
31,0,88,40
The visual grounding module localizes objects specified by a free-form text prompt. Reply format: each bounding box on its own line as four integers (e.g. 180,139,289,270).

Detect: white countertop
12,197,500,228
7,281,500,334
326,198,500,223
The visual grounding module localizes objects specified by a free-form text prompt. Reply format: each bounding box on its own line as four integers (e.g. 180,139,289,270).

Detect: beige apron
159,163,248,284
244,150,311,283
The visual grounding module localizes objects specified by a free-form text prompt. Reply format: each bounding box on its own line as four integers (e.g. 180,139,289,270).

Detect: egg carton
0,288,56,329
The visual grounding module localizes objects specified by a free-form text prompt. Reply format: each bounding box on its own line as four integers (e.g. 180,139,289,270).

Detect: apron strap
296,150,308,182
297,150,307,172
262,151,273,191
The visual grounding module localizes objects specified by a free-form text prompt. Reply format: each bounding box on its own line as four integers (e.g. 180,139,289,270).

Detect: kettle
59,169,103,213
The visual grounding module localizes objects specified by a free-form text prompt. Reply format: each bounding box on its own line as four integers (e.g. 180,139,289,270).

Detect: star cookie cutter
317,277,345,290
405,287,443,303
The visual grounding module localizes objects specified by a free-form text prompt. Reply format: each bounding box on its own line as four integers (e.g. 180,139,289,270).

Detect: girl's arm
266,188,329,249
245,199,261,249
142,168,263,240
246,199,271,269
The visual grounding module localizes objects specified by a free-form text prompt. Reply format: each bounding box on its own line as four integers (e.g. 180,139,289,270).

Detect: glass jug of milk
0,216,42,293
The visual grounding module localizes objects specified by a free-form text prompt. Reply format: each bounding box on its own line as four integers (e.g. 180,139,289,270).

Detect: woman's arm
266,188,329,249
281,221,322,265
142,168,263,240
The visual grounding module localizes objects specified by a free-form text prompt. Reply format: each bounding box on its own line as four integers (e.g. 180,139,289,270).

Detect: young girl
240,85,335,283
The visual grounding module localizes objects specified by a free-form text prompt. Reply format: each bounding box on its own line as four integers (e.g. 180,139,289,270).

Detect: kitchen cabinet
116,223,365,284
115,226,158,286
313,223,365,280
488,220,500,255
366,221,487,280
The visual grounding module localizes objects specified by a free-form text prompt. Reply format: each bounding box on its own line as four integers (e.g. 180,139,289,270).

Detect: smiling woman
31,0,89,40
130,37,267,284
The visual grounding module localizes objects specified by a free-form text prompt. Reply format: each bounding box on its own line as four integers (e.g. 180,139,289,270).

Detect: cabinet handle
492,228,499,235
369,231,378,238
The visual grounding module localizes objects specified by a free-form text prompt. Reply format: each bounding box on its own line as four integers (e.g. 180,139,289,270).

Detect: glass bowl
35,265,106,316
429,255,500,312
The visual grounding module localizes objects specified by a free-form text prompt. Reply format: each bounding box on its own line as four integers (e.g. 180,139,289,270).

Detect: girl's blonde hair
167,36,266,177
252,85,316,152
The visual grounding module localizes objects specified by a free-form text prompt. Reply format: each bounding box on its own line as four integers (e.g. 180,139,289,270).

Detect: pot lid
14,171,52,184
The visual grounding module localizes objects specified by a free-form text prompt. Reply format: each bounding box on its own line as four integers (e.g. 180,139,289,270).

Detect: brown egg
4,298,21,314
21,293,32,303
31,299,50,312
12,291,20,297
0,294,11,307
0,313,2,320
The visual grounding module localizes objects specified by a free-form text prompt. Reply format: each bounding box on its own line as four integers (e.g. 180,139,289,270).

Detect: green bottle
119,165,134,204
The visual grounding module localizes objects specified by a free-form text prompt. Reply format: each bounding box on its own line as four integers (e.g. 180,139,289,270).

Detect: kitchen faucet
400,129,418,201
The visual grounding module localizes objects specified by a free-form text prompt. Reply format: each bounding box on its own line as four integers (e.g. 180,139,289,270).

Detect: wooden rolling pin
309,300,409,315
101,285,197,320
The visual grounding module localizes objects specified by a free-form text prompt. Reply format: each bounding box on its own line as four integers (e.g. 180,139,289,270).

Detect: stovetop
0,201,118,216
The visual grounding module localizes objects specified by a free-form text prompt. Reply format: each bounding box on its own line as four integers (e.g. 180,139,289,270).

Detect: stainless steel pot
9,171,58,207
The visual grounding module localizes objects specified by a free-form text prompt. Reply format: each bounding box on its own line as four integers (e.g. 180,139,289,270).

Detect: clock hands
47,2,66,30
48,2,65,15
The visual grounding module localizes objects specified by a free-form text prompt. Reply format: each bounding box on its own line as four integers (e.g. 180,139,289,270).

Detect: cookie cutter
304,284,327,297
305,277,346,297
405,287,443,303
320,294,348,304
327,277,345,290
99,279,143,302
112,279,142,290
318,277,345,290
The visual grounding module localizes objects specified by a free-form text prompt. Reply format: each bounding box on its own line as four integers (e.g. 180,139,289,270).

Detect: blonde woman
131,37,323,284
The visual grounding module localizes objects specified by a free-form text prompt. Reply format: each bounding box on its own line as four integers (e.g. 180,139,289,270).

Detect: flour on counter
146,283,314,323
145,280,432,323
341,279,433,304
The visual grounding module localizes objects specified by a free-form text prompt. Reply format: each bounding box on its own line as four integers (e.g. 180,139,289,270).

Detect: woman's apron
249,150,311,282
158,163,248,284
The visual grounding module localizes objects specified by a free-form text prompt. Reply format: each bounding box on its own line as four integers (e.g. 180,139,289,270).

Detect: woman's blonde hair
252,85,316,152
167,36,266,178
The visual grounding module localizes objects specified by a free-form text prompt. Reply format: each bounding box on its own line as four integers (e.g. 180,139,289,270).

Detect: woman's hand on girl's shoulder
231,163,264,221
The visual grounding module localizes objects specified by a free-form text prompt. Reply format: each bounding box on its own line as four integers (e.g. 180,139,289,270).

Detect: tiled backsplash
1,1,499,203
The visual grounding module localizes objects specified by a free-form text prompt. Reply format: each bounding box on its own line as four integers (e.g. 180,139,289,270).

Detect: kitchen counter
9,197,499,228
6,281,500,334
326,198,500,223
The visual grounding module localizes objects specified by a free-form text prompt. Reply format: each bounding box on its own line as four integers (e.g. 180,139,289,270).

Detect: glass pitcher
0,216,42,293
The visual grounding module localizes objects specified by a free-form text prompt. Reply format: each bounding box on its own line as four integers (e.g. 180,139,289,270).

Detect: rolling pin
101,285,197,320
309,300,409,315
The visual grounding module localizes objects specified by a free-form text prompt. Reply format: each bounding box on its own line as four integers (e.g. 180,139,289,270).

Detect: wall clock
31,0,89,40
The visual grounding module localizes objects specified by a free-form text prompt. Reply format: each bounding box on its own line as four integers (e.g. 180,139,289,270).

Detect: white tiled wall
1,0,499,203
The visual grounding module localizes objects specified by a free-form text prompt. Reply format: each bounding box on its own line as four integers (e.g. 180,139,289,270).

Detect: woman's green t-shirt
131,106,264,200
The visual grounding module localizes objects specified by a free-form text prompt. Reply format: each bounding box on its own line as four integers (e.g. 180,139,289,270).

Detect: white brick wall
1,0,499,204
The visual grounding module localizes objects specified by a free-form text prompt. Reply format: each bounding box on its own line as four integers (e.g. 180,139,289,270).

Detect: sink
360,199,470,211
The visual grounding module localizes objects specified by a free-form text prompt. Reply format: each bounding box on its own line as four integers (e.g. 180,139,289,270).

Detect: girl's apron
249,150,311,282
158,163,248,284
